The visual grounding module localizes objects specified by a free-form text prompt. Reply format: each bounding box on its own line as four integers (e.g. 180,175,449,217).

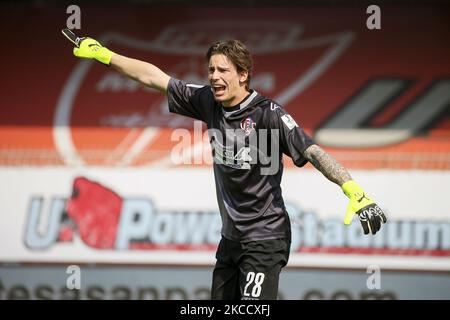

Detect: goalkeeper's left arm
303,144,387,235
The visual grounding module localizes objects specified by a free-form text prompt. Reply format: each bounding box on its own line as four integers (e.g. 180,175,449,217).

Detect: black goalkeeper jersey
167,78,314,242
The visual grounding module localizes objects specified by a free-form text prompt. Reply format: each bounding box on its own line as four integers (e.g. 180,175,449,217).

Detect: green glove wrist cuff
97,47,114,65
341,180,363,199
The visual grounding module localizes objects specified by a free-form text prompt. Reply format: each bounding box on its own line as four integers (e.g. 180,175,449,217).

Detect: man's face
208,54,248,107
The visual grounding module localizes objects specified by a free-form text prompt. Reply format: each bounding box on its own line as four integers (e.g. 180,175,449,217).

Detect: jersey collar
222,90,259,118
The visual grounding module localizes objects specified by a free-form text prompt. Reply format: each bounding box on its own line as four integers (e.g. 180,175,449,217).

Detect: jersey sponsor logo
210,136,252,170
281,114,299,130
240,117,257,136
234,147,252,164
207,128,280,174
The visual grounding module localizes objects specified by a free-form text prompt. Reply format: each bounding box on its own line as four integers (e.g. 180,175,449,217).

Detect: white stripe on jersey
223,90,259,118
186,83,205,88
240,90,258,109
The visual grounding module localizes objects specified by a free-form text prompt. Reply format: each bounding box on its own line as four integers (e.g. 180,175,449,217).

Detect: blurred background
0,0,449,300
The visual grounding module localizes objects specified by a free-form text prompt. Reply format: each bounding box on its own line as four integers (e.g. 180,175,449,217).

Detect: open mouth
213,85,226,96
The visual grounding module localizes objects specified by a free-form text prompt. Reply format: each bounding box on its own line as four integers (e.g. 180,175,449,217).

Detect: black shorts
211,236,290,300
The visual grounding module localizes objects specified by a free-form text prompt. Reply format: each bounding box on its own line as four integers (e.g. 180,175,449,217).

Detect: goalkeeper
70,35,387,299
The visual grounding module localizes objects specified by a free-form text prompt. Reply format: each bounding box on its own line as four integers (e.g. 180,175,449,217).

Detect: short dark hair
206,40,253,90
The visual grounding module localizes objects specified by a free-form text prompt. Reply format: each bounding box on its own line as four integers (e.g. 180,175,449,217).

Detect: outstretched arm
72,36,170,93
303,144,351,186
110,54,170,93
303,144,387,234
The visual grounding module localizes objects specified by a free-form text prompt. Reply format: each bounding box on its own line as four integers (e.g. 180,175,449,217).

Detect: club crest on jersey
240,117,256,136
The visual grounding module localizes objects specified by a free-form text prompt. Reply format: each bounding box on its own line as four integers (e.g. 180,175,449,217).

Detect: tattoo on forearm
303,144,351,186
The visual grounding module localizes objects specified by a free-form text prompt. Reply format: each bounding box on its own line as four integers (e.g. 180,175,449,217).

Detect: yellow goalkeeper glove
342,180,387,235
73,38,114,65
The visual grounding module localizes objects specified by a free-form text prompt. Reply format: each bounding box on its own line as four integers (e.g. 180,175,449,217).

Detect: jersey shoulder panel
167,78,215,122
260,99,290,128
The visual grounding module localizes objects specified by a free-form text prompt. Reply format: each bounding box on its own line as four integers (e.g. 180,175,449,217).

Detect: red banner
1,4,449,168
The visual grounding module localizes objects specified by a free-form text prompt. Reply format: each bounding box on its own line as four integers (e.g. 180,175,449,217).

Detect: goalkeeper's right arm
110,54,170,93
73,37,170,94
